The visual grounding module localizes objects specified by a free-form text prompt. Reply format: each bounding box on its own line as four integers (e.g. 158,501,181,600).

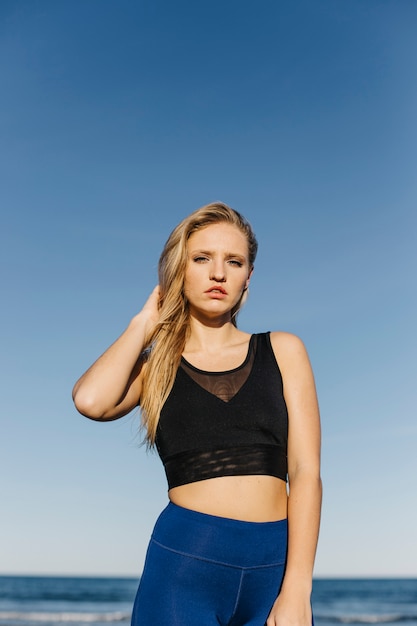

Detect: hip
152,501,288,568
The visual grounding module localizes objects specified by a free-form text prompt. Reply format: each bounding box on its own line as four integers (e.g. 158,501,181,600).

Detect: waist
169,474,288,522
152,501,288,567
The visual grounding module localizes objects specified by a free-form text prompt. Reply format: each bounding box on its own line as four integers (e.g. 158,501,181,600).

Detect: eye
193,256,209,263
228,259,243,267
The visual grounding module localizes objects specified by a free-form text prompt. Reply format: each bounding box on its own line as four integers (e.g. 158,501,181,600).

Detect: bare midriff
169,475,288,522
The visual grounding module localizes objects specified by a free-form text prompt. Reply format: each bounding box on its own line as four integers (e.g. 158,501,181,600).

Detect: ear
244,266,254,290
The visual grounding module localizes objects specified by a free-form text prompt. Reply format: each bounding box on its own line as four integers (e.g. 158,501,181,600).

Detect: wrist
128,311,157,340
280,574,313,597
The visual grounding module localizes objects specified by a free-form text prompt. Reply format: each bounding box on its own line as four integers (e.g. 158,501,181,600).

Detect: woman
73,202,322,626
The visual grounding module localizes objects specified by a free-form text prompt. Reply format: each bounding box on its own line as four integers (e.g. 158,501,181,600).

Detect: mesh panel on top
180,337,255,402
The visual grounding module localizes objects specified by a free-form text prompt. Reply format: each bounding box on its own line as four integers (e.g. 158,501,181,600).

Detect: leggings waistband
151,502,288,568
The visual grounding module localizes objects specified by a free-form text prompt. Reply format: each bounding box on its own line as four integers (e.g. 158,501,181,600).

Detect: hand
266,592,312,626
137,285,161,338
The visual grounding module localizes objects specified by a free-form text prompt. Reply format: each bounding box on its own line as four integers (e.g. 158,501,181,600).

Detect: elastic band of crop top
164,443,287,489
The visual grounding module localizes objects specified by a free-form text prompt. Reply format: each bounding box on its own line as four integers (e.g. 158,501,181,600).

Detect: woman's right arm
72,286,160,421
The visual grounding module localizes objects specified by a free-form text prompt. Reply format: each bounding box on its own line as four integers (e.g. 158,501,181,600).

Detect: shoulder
269,331,308,356
268,331,312,375
268,332,318,422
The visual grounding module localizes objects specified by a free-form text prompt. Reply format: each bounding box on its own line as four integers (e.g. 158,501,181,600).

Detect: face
184,222,253,322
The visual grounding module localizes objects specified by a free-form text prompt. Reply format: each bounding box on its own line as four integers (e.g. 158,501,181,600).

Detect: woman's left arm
267,332,322,626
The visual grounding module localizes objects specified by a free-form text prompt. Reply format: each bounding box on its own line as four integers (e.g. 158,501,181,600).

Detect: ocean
0,576,416,626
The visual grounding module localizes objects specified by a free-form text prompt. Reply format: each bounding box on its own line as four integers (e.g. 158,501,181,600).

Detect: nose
210,260,226,282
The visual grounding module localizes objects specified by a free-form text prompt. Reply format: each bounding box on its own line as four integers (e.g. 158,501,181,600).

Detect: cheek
183,268,196,295
239,273,250,290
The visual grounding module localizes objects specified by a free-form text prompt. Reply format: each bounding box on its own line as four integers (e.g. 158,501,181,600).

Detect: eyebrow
189,249,248,262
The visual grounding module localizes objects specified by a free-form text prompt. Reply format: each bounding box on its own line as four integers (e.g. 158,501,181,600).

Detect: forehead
187,222,248,252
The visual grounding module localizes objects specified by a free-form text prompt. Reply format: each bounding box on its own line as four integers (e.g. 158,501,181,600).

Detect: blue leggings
131,502,288,625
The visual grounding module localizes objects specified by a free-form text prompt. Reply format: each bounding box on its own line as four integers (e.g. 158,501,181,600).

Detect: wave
0,611,130,623
316,614,417,624
3,609,414,626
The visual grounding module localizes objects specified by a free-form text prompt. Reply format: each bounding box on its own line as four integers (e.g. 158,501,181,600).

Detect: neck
185,317,241,353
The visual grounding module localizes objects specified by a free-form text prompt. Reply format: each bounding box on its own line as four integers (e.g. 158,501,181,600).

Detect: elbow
288,465,322,491
72,388,106,421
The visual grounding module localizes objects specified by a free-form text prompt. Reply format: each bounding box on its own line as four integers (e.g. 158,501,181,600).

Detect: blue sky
1,0,416,577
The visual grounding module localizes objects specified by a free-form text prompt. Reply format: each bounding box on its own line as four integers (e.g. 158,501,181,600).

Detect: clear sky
1,0,416,578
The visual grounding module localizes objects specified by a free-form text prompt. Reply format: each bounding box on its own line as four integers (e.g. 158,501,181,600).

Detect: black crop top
155,332,289,489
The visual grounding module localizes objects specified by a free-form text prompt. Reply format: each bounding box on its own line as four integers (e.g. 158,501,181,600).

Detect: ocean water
0,576,416,626
0,577,138,626
312,579,417,626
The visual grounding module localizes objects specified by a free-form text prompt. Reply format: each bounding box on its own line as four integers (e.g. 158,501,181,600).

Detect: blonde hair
141,202,258,444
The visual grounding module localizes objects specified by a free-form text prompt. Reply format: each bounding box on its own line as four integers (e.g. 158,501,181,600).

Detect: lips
206,286,227,295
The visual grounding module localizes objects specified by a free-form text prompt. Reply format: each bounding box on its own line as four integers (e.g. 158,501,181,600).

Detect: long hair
140,202,258,444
